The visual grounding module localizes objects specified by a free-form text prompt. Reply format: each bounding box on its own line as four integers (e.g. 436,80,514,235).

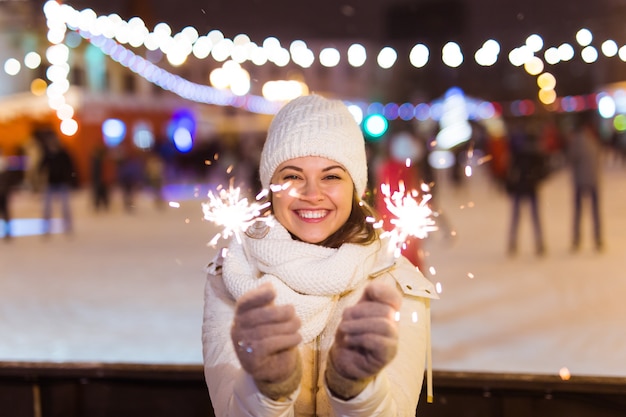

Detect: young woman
202,94,437,416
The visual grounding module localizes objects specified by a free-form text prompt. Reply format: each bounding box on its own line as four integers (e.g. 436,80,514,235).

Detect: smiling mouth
296,210,328,219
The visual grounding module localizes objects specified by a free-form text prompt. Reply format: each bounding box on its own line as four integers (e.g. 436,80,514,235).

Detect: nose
299,180,324,202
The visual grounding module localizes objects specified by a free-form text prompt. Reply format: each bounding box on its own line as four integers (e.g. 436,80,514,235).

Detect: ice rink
1,161,625,380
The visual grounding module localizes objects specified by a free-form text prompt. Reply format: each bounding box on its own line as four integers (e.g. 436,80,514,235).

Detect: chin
294,233,328,245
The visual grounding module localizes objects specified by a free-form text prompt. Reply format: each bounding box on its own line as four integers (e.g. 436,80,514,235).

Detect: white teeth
298,210,326,219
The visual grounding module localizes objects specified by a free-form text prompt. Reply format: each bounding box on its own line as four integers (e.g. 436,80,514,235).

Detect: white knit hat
259,94,368,196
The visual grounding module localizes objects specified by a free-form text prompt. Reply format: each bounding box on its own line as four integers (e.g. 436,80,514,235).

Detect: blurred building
1,0,626,186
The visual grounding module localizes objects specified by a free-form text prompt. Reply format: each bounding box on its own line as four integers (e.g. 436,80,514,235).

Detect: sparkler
378,182,438,406
380,181,438,259
202,181,273,246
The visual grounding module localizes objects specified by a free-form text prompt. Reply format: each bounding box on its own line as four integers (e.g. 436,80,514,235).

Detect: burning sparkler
379,181,438,259
202,182,273,246
377,181,437,405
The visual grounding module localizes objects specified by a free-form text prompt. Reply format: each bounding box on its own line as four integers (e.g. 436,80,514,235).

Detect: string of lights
4,1,626,136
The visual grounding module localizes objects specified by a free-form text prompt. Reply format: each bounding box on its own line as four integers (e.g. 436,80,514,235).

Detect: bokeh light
363,114,388,140
102,118,127,147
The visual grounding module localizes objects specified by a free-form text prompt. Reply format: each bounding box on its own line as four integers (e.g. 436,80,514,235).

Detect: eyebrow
278,165,346,173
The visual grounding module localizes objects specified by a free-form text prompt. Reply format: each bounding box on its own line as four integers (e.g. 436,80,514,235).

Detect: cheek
271,193,290,218
331,189,354,214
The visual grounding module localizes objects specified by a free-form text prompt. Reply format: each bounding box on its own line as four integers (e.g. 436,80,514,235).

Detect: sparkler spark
202,183,272,246
380,181,438,259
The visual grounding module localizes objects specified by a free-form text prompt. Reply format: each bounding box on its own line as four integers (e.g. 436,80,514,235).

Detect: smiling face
270,156,355,244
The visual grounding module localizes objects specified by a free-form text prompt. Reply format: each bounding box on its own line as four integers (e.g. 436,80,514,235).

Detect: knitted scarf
222,223,385,343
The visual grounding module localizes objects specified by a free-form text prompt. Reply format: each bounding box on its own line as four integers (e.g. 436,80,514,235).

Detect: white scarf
222,223,386,343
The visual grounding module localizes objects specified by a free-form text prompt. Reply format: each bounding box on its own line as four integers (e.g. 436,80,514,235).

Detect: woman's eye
282,174,301,180
324,173,342,180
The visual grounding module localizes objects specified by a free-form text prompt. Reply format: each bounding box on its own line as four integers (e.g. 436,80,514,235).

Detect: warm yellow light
538,88,556,104
31,78,48,96
537,72,556,90
524,56,544,75
209,67,229,89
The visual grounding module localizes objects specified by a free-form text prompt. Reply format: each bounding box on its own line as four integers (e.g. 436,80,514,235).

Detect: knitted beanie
259,94,368,196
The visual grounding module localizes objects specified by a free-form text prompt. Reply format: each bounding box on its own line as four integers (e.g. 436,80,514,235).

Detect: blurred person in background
202,95,437,416
483,118,510,192
0,149,14,240
233,133,264,196
567,112,604,252
609,125,626,164
144,150,166,210
117,152,143,213
38,130,76,236
504,120,550,256
22,135,45,193
90,145,114,212
375,130,426,269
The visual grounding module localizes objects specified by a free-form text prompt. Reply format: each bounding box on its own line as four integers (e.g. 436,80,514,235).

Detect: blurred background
1,1,625,416
0,0,625,192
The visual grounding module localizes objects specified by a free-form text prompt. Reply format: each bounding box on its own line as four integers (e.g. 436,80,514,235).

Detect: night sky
59,0,622,46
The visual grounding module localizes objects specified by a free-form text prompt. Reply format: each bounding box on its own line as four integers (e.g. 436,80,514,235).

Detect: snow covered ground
1,161,624,381
424,162,626,378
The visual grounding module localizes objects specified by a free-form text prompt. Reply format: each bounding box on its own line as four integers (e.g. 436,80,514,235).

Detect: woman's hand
231,282,303,399
326,280,402,399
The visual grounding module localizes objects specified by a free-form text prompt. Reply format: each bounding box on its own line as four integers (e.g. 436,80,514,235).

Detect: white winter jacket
202,249,437,417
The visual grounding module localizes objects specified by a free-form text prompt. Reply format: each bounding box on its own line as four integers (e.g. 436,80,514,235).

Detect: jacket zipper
312,335,321,416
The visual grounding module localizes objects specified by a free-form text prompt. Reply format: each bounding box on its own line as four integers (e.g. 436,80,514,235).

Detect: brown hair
318,191,379,248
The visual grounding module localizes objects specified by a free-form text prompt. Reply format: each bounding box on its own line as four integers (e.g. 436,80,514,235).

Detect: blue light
414,103,431,121
172,127,193,153
1,218,64,237
367,102,385,115
102,118,126,147
398,103,415,121
477,101,496,119
383,103,399,120
168,109,196,153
